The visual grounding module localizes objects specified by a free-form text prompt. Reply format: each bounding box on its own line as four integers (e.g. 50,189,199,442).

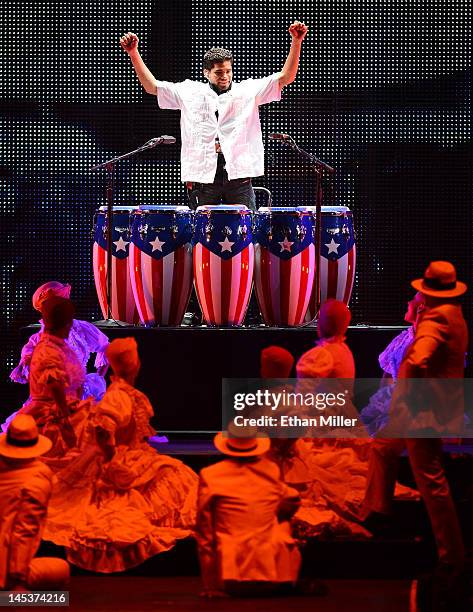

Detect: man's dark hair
42,296,75,332
203,47,233,70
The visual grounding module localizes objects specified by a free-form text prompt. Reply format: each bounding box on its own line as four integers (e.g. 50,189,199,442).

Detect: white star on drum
278,237,294,252
218,237,235,252
113,236,130,252
149,236,166,252
325,238,340,254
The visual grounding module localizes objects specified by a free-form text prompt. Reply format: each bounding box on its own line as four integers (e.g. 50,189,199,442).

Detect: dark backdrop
1,0,471,396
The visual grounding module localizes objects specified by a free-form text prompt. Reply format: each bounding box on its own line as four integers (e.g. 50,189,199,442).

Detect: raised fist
288,21,309,41
120,32,139,53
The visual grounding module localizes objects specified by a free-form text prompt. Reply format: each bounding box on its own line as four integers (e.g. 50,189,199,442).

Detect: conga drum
92,205,139,324
305,205,356,320
193,205,254,326
254,206,316,327
129,205,194,326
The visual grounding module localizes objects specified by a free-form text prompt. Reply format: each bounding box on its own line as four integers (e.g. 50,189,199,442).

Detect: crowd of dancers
0,260,470,609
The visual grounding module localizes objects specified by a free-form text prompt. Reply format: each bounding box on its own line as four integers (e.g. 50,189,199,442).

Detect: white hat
214,422,270,457
411,261,467,298
0,415,52,459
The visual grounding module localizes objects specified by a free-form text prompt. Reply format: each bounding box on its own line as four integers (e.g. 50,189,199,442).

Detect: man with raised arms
120,22,308,209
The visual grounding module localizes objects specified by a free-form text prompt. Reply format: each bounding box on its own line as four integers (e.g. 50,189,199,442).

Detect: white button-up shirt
156,73,282,183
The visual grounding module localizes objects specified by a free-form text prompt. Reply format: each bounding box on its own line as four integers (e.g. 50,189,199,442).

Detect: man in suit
195,423,302,598
356,261,468,608
0,415,70,591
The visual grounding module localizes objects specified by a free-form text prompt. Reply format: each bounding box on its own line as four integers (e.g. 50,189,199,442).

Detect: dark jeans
187,154,256,211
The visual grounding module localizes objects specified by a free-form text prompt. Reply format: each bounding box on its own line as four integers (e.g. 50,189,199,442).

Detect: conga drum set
92,203,356,327
91,134,355,327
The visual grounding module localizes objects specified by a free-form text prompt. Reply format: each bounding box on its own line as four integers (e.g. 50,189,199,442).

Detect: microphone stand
90,137,174,327
272,136,335,323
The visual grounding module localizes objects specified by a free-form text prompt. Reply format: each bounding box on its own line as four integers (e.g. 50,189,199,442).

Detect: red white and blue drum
193,205,254,327
305,205,356,320
129,205,194,327
254,207,316,327
92,206,139,324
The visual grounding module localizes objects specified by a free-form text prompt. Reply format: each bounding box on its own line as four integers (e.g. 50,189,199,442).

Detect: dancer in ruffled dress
360,292,425,436
268,300,419,540
17,297,89,464
9,281,108,410
44,337,198,573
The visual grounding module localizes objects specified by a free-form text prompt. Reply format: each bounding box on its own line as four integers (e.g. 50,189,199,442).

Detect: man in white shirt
120,22,308,209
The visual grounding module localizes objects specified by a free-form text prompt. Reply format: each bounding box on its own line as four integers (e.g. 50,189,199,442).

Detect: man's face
204,60,233,92
404,292,425,324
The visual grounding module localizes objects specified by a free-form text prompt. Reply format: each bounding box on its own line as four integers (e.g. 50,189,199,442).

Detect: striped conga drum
129,205,194,326
305,205,356,321
92,206,139,324
193,205,254,327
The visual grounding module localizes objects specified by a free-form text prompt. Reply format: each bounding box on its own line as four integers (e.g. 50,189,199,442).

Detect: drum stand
90,137,176,327
273,136,335,323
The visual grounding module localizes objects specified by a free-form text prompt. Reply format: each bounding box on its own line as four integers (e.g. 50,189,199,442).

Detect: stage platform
36,443,472,590
17,323,413,432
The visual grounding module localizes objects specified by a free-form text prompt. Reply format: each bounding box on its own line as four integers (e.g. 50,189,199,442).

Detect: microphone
269,132,293,141
269,132,335,173
145,135,176,146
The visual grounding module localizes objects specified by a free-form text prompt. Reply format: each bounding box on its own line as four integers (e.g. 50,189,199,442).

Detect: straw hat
411,261,467,298
0,415,52,459
214,422,270,457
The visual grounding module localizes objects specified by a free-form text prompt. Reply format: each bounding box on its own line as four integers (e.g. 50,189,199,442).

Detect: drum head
258,206,300,213
196,204,248,213
322,205,351,213
98,206,138,212
297,205,351,214
139,205,191,212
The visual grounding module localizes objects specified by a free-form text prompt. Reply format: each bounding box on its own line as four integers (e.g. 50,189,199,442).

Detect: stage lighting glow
0,0,471,380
